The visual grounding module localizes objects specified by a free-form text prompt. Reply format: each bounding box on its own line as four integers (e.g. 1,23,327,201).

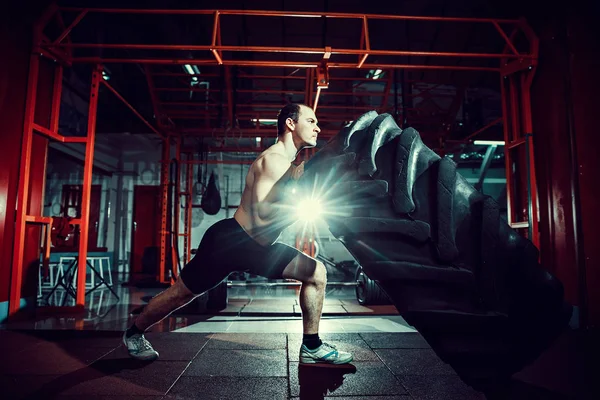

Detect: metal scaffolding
9,6,540,317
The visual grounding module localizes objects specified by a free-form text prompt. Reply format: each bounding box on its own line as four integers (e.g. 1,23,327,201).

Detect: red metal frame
75,66,101,303
9,52,41,316
182,152,194,265
8,7,540,315
40,8,533,137
172,138,182,281
49,9,528,63
159,139,170,284
499,21,540,249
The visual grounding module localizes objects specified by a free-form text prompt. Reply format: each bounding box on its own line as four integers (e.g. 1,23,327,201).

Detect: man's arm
253,153,295,220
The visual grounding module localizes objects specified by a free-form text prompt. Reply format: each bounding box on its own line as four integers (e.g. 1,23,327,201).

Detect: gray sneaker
123,332,159,361
299,342,353,365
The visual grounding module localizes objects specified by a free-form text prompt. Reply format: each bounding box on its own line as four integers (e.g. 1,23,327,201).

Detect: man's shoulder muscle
254,152,291,182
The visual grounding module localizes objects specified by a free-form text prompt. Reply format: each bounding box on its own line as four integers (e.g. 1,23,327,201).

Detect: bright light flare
296,197,323,222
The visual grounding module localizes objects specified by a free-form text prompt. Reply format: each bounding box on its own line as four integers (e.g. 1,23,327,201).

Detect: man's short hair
277,103,310,136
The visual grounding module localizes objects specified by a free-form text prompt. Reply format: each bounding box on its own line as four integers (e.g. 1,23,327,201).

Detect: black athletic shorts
179,218,301,294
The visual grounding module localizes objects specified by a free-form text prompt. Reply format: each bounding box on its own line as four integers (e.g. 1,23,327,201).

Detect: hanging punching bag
201,171,222,215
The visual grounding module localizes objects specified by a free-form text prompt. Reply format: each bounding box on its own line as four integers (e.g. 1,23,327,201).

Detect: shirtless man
123,103,353,365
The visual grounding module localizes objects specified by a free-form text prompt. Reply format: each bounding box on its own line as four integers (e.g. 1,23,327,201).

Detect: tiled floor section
0,329,485,400
1,284,597,399
2,325,595,399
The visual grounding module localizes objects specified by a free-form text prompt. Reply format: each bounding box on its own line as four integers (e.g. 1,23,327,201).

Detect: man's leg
134,278,197,331
282,254,327,335
282,252,353,364
123,278,197,361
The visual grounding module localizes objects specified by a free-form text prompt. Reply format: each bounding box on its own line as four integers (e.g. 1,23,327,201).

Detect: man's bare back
234,142,304,246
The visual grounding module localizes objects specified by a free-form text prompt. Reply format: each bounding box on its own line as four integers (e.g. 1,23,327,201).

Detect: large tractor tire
301,111,572,394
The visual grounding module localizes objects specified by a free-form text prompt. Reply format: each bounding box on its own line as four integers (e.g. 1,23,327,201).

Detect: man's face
290,106,320,148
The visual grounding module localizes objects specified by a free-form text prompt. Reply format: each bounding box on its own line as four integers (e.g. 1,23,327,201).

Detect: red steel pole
9,53,40,317
101,79,166,139
159,139,170,283
75,66,101,306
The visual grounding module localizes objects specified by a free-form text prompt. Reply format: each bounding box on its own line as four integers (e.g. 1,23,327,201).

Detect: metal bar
75,66,101,307
241,74,380,81
143,65,164,127
100,79,166,138
38,46,71,66
35,4,60,41
227,281,358,287
520,70,539,248
53,9,88,44
58,7,520,23
509,74,520,144
500,75,514,226
211,11,223,64
318,90,385,97
178,127,346,136
507,137,526,149
492,21,519,57
159,139,170,284
305,68,313,106
32,123,65,142
50,66,63,133
154,88,302,95
202,105,409,117
69,58,501,72
357,17,370,68
179,160,254,165
53,43,531,59
501,21,539,239
42,224,52,281
239,74,305,80
461,117,503,142
237,89,305,94
224,65,234,127
185,155,193,263
525,133,534,241
508,75,526,231
235,103,383,110
152,72,220,77
509,221,529,229
217,11,222,51
313,87,323,111
9,53,40,318
211,11,219,48
49,10,74,59
64,137,88,143
358,18,365,66
157,103,219,108
60,7,213,15
207,147,263,153
24,216,53,223
173,139,181,280
476,145,498,191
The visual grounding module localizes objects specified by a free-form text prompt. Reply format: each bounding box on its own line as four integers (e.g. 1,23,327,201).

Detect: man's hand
292,161,305,180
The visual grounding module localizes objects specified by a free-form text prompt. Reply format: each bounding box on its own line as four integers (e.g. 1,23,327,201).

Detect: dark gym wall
0,10,33,305
522,1,600,328
0,2,53,313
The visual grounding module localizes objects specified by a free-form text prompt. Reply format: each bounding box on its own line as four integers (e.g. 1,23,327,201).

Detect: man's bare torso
234,143,299,246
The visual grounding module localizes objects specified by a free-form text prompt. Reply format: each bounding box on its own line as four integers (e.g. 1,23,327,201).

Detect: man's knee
172,277,198,304
311,260,327,287
282,256,327,285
